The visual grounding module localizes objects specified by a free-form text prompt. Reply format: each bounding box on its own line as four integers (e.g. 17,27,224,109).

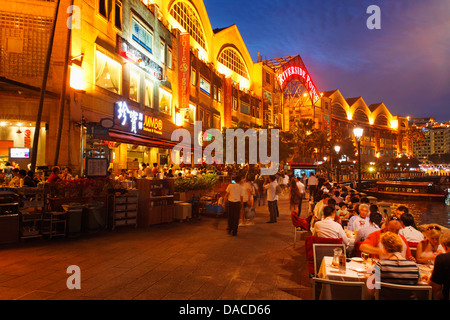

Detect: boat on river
364,180,448,201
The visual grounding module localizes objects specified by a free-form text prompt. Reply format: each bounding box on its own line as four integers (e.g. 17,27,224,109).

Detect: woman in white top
399,213,424,243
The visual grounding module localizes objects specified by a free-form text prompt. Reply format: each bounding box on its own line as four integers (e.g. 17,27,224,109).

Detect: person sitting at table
429,230,450,300
351,203,370,232
118,169,128,181
395,205,409,220
375,231,420,285
9,168,20,187
399,213,424,243
355,211,383,243
312,205,350,247
313,193,330,221
336,202,350,219
359,215,415,261
416,224,445,264
47,166,61,184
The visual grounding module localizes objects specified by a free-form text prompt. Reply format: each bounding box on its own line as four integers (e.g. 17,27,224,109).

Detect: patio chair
313,243,346,277
305,236,343,275
375,282,432,300
311,277,366,300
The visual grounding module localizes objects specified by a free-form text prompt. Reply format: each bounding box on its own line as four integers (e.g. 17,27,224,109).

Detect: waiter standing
224,175,245,236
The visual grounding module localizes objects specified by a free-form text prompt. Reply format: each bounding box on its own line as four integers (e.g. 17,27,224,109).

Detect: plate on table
351,257,364,263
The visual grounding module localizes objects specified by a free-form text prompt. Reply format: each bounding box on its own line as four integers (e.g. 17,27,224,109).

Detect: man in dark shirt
430,230,450,300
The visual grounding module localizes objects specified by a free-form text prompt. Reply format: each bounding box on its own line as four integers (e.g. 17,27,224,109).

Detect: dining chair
407,242,419,259
311,277,366,300
305,236,343,275
374,282,432,300
313,243,346,277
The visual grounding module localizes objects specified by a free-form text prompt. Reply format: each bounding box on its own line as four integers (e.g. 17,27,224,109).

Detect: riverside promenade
0,193,312,300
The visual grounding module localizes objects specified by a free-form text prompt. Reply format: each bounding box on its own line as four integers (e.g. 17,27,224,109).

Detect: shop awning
107,130,177,149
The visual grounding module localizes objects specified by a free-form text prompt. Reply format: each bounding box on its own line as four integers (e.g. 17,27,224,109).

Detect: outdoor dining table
317,256,377,299
317,256,434,300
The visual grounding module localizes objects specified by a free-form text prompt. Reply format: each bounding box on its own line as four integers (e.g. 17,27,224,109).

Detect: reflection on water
377,199,450,229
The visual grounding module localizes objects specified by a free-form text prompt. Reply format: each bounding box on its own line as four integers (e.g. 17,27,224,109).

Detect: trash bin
82,201,105,233
62,204,84,237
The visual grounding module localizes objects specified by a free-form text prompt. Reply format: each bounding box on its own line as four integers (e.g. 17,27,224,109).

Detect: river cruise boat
365,180,447,201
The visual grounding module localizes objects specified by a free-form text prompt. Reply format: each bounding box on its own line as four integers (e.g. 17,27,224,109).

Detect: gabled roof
346,97,362,106
322,89,338,98
368,103,383,112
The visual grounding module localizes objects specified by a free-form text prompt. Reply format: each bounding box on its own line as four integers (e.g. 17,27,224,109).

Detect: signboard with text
178,33,190,110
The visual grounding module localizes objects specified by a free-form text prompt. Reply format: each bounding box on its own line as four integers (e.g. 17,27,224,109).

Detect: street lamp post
353,128,364,191
334,145,341,183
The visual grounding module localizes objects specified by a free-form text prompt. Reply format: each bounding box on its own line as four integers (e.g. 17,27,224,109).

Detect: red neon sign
277,66,320,102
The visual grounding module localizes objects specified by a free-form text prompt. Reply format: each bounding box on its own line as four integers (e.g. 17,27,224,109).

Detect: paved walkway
0,193,312,300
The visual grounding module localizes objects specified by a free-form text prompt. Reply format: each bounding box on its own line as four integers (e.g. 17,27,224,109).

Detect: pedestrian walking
296,176,305,216
289,178,303,215
224,175,245,236
308,173,318,201
264,175,279,223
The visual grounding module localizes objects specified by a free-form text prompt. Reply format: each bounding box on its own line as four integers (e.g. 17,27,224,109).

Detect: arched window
331,104,348,120
374,114,389,126
353,108,370,123
170,1,206,50
217,48,249,79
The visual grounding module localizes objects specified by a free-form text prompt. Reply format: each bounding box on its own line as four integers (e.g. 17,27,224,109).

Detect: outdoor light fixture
334,145,341,183
353,127,364,191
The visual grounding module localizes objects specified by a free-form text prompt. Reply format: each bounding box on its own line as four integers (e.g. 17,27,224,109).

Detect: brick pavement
0,194,312,300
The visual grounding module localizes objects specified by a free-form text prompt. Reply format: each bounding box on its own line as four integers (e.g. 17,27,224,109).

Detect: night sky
204,0,450,122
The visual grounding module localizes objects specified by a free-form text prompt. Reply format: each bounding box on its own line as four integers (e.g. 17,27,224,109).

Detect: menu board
85,158,108,177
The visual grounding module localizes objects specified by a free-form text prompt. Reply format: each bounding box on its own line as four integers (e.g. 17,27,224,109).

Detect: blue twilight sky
204,0,450,122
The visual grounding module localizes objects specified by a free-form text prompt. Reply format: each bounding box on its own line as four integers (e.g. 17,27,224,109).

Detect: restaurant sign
114,101,163,136
117,36,163,81
277,65,320,103
178,33,190,110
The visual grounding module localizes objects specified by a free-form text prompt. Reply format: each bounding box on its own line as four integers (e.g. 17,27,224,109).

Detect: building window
240,102,250,115
191,68,196,86
213,85,217,100
131,17,153,54
218,89,221,102
200,77,210,95
129,67,140,101
170,1,206,50
167,48,173,69
99,0,107,18
159,87,172,115
95,50,121,94
114,0,122,29
144,78,153,108
233,98,238,111
217,47,249,79
160,40,165,64
265,71,271,84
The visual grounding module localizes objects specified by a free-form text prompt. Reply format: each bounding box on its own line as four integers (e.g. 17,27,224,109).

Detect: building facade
0,0,413,175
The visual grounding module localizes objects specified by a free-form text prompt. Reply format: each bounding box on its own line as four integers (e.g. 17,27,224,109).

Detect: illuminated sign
114,101,163,136
131,17,153,53
277,66,320,102
178,33,190,110
117,36,163,80
10,147,30,159
115,101,143,134
143,115,163,135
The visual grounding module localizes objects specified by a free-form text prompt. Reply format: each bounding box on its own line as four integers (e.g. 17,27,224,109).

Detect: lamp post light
353,127,364,191
334,145,341,183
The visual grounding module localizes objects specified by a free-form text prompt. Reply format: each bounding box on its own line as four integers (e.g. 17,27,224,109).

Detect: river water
375,199,450,229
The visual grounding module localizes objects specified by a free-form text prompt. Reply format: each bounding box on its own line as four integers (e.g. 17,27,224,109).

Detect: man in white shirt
296,176,305,216
308,173,318,201
352,203,371,231
264,175,279,223
313,205,350,246
225,175,245,236
399,212,425,243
